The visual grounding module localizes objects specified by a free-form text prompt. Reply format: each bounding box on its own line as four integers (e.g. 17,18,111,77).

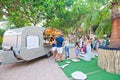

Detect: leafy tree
0,28,5,48
0,0,46,28
79,0,120,48
1,0,120,48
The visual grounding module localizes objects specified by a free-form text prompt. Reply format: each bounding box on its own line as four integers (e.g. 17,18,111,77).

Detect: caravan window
3,35,18,48
26,36,40,49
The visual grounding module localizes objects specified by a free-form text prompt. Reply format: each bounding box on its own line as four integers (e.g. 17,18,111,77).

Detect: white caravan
0,26,52,64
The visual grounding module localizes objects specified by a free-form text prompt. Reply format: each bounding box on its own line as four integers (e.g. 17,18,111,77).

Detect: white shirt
64,40,69,47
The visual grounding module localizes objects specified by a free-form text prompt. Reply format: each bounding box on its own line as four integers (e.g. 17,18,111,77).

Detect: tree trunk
110,19,120,48
110,1,120,48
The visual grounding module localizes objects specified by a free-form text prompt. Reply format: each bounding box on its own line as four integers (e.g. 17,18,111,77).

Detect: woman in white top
85,36,94,61
64,37,70,59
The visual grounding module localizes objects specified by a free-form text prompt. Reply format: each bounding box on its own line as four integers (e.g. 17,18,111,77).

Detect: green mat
57,57,120,80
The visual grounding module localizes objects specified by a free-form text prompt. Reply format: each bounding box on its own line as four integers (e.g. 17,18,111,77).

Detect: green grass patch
57,57,120,80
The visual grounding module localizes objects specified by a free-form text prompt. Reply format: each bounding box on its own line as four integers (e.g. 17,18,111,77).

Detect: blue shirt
52,43,56,47
56,36,64,47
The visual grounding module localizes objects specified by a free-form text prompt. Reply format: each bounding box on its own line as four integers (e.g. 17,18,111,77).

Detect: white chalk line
86,70,102,75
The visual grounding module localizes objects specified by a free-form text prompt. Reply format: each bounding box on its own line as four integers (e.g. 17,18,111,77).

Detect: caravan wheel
46,52,51,58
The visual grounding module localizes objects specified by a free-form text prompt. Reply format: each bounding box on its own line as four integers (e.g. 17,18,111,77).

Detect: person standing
50,36,57,60
74,42,80,60
79,37,83,48
64,37,70,59
94,38,100,56
56,34,65,62
85,36,94,61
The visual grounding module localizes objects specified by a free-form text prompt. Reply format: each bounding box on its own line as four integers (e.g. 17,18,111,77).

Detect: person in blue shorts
75,42,80,60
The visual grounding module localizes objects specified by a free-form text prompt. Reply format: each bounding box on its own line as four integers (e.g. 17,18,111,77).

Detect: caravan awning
44,27,62,36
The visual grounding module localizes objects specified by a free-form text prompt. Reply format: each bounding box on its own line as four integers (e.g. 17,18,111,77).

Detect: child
75,42,80,60
81,44,86,53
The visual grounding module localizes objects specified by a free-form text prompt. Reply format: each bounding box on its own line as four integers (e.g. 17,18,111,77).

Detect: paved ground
0,48,75,80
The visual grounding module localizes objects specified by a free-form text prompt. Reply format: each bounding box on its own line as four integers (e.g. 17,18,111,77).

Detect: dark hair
87,36,90,40
75,42,79,47
50,37,54,42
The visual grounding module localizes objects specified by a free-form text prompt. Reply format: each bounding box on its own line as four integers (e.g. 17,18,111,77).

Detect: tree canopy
0,0,120,36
